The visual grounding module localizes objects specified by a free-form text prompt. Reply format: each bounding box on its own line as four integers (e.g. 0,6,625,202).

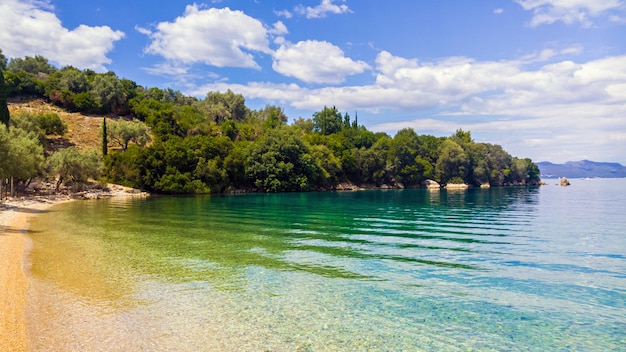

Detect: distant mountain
537,160,626,178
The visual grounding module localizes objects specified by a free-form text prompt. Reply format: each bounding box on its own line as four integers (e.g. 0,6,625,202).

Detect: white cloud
272,40,370,84
269,21,289,36
515,0,625,27
141,5,271,69
191,50,626,163
494,8,505,14
274,9,293,19
294,0,352,19
0,0,124,72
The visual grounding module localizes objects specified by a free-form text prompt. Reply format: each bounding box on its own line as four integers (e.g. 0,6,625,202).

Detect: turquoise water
27,179,626,351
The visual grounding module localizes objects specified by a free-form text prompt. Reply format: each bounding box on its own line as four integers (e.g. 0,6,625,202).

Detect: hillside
8,99,104,152
537,160,626,178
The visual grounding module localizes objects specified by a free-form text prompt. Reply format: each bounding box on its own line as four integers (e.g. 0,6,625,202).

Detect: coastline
0,197,70,352
0,184,148,351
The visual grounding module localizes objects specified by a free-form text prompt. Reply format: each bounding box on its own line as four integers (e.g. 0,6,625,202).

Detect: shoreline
0,185,148,351
0,197,70,351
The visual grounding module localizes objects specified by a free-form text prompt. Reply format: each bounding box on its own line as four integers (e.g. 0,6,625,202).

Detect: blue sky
2,0,626,164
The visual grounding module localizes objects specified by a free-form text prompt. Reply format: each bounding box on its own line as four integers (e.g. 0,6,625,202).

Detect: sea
25,178,626,351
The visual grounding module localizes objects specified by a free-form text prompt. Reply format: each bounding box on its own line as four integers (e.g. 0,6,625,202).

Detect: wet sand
0,185,147,351
0,199,67,352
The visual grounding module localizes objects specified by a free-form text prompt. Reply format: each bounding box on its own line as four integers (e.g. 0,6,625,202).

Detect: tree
435,139,469,184
0,67,9,127
10,112,67,147
102,117,108,156
197,90,248,123
310,145,341,186
389,128,426,186
106,119,151,151
91,73,125,114
3,70,43,96
0,127,45,192
6,55,56,75
47,147,101,190
245,127,322,192
0,49,7,71
312,106,343,135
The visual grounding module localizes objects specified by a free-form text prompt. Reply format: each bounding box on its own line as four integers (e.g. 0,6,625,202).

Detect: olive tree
47,147,101,190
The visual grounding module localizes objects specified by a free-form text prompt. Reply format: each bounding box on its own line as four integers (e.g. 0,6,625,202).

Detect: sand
0,185,147,351
0,198,68,351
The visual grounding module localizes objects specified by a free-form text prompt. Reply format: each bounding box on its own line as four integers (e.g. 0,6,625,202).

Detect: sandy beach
0,198,69,351
0,184,147,351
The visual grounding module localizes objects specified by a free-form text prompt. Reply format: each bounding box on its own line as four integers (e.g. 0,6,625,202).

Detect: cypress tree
0,68,10,128
102,117,108,156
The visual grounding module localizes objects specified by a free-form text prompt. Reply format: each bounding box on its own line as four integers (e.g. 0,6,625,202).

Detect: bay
26,179,626,351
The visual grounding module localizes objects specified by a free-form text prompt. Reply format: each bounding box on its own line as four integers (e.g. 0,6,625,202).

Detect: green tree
245,127,322,192
3,70,43,96
354,136,391,186
6,55,56,75
0,127,45,193
435,139,469,184
106,119,151,151
310,144,342,186
47,147,101,190
0,67,9,127
484,143,513,186
0,49,7,71
102,117,108,156
91,72,125,115
197,90,248,124
389,128,428,186
312,106,343,135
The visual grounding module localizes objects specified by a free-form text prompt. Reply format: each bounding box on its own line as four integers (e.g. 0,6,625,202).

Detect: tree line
1,51,540,194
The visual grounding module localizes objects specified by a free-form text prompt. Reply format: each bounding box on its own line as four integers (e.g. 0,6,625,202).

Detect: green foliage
245,127,322,192
7,55,56,75
310,145,341,186
105,118,151,151
435,139,469,184
10,112,66,146
102,118,108,157
1,53,541,193
91,72,125,114
47,147,101,190
37,112,67,135
313,106,343,135
0,49,7,71
0,67,9,127
196,90,248,124
0,126,45,181
4,70,44,96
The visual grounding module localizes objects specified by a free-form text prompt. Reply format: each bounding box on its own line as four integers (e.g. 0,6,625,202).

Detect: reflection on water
27,182,626,351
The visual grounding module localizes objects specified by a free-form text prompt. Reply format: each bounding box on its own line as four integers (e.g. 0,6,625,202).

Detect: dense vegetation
0,51,540,194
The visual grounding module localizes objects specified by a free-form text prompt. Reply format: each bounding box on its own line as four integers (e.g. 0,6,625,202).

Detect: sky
1,0,625,164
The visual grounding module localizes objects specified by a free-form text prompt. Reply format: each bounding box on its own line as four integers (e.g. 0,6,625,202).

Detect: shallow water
27,179,626,351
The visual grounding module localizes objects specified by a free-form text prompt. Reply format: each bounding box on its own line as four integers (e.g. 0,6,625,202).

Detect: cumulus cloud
0,0,124,71
197,50,626,115
192,49,626,162
294,0,352,19
272,40,370,84
515,0,625,27
141,5,271,69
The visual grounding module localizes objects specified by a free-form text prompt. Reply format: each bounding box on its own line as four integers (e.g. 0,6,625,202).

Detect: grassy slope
8,99,103,152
